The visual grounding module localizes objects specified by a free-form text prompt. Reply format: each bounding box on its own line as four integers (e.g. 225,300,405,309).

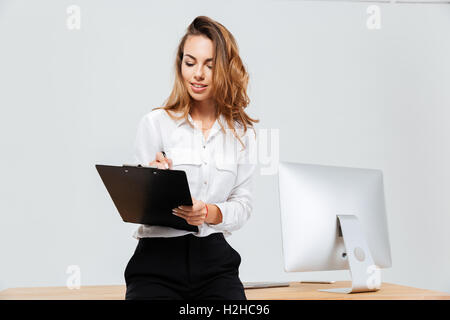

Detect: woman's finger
175,206,203,216
155,162,166,169
179,201,204,212
173,210,204,218
179,208,204,216
187,219,204,226
148,160,166,169
155,152,170,169
173,211,205,225
155,152,165,162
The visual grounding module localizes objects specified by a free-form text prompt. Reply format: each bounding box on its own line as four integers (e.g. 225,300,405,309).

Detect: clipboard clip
122,164,158,169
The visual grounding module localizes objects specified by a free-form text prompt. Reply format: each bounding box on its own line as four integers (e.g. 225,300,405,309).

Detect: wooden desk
1,282,449,300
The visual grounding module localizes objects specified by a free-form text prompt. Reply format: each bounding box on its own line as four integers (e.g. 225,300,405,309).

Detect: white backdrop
1,0,449,293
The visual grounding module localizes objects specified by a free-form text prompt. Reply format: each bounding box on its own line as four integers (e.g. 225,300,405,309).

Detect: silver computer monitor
277,161,392,293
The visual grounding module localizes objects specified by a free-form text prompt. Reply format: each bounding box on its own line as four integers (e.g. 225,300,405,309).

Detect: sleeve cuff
208,201,250,232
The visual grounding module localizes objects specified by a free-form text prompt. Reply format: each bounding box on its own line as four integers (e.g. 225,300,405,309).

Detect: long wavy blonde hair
153,16,258,149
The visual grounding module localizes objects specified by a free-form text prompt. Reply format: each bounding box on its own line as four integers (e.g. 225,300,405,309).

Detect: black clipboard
95,164,198,232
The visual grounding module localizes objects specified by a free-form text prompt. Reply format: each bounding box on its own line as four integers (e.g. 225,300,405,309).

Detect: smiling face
181,35,215,103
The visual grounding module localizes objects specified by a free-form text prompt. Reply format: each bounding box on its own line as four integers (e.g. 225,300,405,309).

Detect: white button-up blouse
132,108,257,239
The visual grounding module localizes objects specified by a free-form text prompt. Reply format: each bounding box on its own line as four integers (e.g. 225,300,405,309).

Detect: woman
124,16,258,300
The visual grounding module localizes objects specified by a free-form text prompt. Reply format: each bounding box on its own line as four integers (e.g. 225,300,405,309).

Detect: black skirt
124,232,246,300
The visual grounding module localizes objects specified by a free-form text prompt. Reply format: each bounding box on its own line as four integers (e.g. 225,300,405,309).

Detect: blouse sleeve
133,112,163,166
209,129,257,232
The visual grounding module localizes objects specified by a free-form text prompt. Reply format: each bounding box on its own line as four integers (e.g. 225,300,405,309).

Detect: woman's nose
194,66,205,80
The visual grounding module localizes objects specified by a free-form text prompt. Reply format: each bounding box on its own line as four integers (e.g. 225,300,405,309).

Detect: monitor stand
319,215,381,294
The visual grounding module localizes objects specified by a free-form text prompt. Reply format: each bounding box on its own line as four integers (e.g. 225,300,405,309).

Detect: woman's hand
172,197,208,226
149,152,173,170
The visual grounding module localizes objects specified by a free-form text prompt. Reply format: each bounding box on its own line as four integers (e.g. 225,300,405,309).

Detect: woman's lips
190,83,208,93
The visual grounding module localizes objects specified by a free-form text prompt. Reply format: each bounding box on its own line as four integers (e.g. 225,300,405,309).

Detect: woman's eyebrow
184,54,213,62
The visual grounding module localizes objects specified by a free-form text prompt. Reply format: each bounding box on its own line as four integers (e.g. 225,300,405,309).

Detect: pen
161,151,169,169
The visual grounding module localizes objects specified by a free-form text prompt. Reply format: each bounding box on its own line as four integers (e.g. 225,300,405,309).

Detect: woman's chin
189,92,212,102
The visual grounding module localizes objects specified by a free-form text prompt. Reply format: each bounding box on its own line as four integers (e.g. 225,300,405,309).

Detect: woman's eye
207,65,213,69
185,62,194,67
